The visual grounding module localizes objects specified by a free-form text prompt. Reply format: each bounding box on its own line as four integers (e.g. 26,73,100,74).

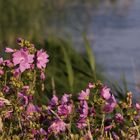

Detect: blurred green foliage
0,0,102,46
35,37,128,104
0,0,44,46
35,37,104,103
0,0,117,46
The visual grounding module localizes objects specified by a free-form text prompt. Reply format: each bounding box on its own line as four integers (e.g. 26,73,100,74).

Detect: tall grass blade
110,80,126,101
83,33,96,80
121,72,128,95
61,46,74,93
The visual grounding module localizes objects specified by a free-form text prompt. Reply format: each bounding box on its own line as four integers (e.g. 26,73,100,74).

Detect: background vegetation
0,0,127,102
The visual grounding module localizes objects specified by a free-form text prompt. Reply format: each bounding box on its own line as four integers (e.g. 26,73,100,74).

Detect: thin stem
8,122,13,136
87,119,93,140
133,120,140,138
101,113,105,138
32,70,36,89
4,71,7,86
109,132,113,140
50,109,62,120
51,77,56,95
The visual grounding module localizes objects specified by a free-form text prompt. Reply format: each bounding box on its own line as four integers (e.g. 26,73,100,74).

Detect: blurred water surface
46,0,140,98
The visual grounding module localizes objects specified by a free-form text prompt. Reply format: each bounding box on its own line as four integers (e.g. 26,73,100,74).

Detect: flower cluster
6,38,49,79
0,38,49,139
0,39,140,140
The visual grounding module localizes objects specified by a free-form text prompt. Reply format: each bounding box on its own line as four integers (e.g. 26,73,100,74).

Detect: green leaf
61,46,74,93
83,33,96,80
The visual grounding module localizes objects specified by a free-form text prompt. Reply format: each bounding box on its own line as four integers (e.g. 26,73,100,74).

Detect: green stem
8,122,13,136
50,109,62,120
4,71,7,86
51,77,56,95
32,70,36,89
87,119,93,140
133,120,140,138
101,113,105,138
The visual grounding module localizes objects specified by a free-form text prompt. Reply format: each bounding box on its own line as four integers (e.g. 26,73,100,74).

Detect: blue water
91,0,140,98
46,0,140,98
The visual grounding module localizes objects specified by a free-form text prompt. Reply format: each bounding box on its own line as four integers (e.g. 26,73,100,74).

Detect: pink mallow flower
5,47,14,53
22,86,29,91
79,101,89,118
12,49,34,72
88,83,95,89
40,71,46,80
77,118,87,129
37,49,49,69
101,86,111,100
4,60,13,68
31,129,38,136
18,92,28,106
0,57,3,64
50,95,59,107
115,113,124,123
0,100,4,108
38,128,47,136
61,94,71,104
0,69,4,76
48,120,67,134
103,95,117,113
26,103,40,115
13,68,21,78
104,125,114,131
77,100,89,129
78,88,90,101
58,104,73,117
2,86,10,93
136,103,140,110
